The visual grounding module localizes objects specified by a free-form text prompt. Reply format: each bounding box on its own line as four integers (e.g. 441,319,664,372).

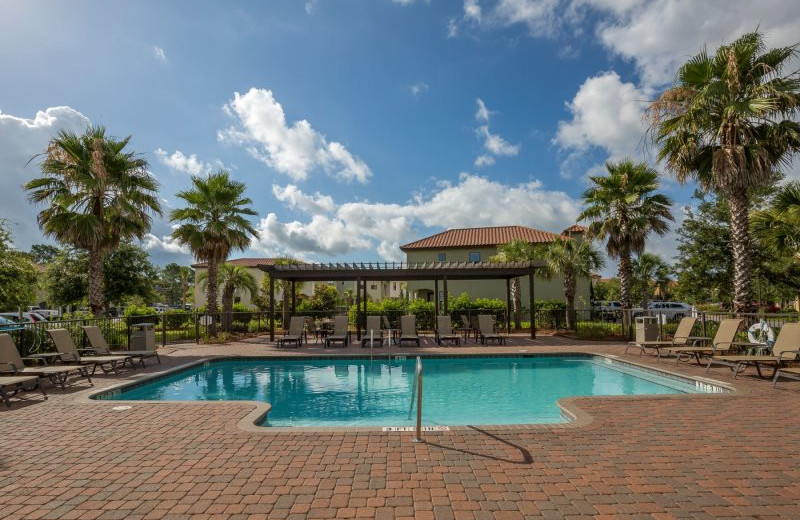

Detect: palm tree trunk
618,245,633,330
729,187,753,313
88,247,105,317
511,278,521,329
206,261,219,337
564,274,576,330
222,286,233,332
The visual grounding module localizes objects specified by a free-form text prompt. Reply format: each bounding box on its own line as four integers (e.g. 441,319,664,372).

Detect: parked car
594,300,645,321
0,315,24,331
0,312,45,323
27,306,60,319
647,301,693,321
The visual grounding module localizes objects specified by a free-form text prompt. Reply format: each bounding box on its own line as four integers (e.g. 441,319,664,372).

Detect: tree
580,159,673,320
538,237,604,329
199,263,258,331
752,182,800,257
160,263,194,307
631,253,671,307
44,248,89,308
490,239,536,328
252,258,305,324
649,31,800,312
103,242,158,308
593,278,620,301
0,221,37,311
26,126,161,316
170,170,257,336
29,244,60,265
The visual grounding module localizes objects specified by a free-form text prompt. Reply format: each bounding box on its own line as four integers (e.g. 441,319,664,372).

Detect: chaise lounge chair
277,316,305,348
361,316,383,347
436,316,460,346
478,314,506,345
399,315,420,347
667,318,743,365
324,315,350,348
706,322,800,378
82,326,160,367
0,375,46,407
773,362,800,387
625,316,697,359
48,329,129,375
456,314,477,342
0,333,92,389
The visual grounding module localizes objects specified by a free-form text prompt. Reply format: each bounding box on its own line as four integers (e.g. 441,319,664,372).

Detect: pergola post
362,280,368,332
355,278,362,341
529,269,536,339
269,275,275,341
291,280,296,315
506,278,512,333
443,276,449,315
434,278,439,317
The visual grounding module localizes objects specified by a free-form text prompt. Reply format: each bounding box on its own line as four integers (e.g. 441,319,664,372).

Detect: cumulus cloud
252,173,582,261
474,154,496,168
153,46,167,62
154,148,213,176
473,98,519,165
408,81,429,96
272,184,336,214
220,88,372,183
464,0,482,22
554,71,650,158
0,106,91,249
143,233,191,255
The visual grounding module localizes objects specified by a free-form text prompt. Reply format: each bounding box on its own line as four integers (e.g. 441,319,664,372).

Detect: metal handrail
407,356,424,443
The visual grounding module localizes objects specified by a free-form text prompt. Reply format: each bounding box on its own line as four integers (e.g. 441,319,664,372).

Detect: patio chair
624,316,697,359
0,333,92,389
277,316,306,348
82,326,160,367
324,315,350,348
456,314,476,342
667,318,743,365
399,315,420,347
773,363,800,387
478,314,506,345
436,316,460,346
382,316,399,345
0,375,46,407
361,316,384,347
304,316,328,343
48,328,129,375
706,322,800,378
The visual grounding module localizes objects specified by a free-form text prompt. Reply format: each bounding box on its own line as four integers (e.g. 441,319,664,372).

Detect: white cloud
464,0,482,22
252,173,582,260
475,98,491,122
153,46,167,62
474,154,496,167
154,148,212,176
554,71,650,158
305,0,317,14
447,17,460,38
392,0,415,4
408,81,429,96
272,184,336,214
0,106,91,250
220,88,372,183
143,233,191,255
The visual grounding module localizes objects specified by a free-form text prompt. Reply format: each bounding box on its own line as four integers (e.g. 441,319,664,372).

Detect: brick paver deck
2,334,799,519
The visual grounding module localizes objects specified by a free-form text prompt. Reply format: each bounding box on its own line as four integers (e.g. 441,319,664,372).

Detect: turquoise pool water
99,356,716,427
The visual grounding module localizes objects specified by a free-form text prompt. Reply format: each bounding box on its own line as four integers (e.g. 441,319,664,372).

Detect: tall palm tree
580,159,673,319
490,239,536,329
170,171,257,336
25,126,161,316
752,182,800,257
257,257,304,326
631,253,672,307
649,31,800,312
198,263,258,332
539,237,604,329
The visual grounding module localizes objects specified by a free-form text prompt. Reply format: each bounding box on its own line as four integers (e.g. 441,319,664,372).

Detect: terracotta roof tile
191,258,300,268
400,226,560,250
562,224,587,233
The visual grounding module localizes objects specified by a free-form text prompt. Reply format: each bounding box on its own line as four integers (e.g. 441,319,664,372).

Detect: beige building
401,225,591,307
331,279,406,303
192,258,315,309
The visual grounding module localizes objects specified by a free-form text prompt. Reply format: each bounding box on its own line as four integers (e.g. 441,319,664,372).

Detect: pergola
259,261,545,341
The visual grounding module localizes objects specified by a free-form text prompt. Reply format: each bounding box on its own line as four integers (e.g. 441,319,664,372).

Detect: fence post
195,313,200,344
162,314,167,347
701,311,707,337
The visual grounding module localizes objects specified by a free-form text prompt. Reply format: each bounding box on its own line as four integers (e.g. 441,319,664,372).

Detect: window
469,252,481,263
392,283,397,290
437,253,446,262
370,284,377,290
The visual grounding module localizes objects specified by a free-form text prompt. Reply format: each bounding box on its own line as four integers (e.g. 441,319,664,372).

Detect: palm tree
649,31,800,312
25,126,161,316
752,182,800,257
198,263,258,332
539,237,604,329
580,159,673,320
170,171,257,336
490,239,536,329
257,257,304,326
631,253,672,307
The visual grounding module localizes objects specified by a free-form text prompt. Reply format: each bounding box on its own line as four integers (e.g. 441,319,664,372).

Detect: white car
595,301,645,321
647,301,693,321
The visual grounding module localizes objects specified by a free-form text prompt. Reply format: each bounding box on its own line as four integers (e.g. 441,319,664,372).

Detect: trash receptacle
130,322,156,351
635,316,659,343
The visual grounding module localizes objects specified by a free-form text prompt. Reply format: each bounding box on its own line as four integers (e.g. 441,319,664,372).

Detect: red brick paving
1,334,799,519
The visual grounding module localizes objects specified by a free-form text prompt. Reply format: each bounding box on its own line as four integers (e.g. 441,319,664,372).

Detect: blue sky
1,0,798,274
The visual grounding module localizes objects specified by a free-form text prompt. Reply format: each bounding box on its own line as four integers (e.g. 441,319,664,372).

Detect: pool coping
81,352,738,434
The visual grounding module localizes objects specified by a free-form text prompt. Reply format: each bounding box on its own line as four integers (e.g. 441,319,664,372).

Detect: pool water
100,356,716,427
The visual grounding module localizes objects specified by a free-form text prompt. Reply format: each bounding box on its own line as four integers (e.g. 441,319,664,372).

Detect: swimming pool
96,355,725,427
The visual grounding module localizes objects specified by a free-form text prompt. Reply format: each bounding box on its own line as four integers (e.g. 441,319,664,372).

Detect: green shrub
162,309,191,329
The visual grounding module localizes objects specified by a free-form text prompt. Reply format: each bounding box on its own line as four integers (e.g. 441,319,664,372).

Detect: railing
408,356,423,443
